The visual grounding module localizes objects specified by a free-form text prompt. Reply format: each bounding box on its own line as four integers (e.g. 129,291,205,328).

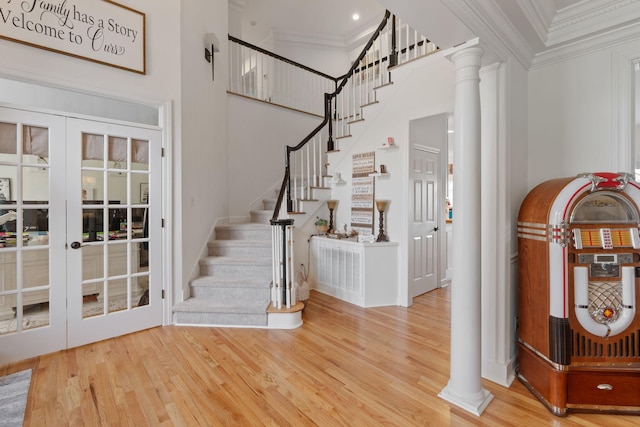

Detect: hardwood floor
2,287,638,426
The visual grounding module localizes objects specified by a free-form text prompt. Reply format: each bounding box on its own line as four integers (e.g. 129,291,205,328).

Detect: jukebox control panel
576,253,632,277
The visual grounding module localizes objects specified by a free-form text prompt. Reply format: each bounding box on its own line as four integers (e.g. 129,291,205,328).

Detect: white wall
0,79,158,125
527,43,638,187
507,58,529,379
273,41,349,78
227,95,323,219
179,0,230,297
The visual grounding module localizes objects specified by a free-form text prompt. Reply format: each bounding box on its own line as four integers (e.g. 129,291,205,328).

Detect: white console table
310,236,398,307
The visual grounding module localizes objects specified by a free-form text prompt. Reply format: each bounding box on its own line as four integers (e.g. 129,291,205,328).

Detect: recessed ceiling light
352,13,360,21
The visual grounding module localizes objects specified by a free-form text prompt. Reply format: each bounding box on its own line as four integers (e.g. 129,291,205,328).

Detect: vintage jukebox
517,172,640,416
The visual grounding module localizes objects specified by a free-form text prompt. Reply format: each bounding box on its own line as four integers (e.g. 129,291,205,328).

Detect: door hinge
161,147,165,157
162,289,165,299
161,218,165,228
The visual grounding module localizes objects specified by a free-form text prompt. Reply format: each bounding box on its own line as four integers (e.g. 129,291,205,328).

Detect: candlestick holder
326,199,339,233
375,199,388,242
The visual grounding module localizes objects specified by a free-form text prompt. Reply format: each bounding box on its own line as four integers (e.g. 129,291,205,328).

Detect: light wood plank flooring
1,287,638,426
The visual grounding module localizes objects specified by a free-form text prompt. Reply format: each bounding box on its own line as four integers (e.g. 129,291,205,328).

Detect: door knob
433,227,439,232
70,241,82,249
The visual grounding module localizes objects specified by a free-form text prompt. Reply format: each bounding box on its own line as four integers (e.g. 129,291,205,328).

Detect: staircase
173,199,303,328
173,11,436,330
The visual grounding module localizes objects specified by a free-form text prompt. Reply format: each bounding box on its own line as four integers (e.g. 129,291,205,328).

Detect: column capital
450,46,484,64
451,47,484,83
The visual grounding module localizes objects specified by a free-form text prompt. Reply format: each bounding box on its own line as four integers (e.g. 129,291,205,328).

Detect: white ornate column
438,45,494,416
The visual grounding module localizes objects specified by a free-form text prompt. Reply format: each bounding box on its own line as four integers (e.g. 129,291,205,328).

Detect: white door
0,109,162,364
0,108,67,363
66,118,162,348
409,145,439,297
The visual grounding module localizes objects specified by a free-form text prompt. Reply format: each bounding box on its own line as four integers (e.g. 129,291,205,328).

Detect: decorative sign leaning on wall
0,0,145,74
351,151,375,236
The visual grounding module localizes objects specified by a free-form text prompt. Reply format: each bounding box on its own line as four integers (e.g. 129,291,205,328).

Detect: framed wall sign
0,0,146,74
351,151,375,235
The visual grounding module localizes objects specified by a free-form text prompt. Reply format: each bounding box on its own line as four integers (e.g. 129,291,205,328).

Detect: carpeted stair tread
215,222,272,241
250,210,272,224
215,222,271,232
209,239,271,247
208,239,272,257
199,255,271,266
263,199,276,210
190,276,271,288
173,298,270,314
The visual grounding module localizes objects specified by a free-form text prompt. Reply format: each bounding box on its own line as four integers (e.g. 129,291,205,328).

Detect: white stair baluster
271,225,278,305
304,144,311,199
287,225,294,308
293,152,298,211
312,137,317,188
405,20,409,64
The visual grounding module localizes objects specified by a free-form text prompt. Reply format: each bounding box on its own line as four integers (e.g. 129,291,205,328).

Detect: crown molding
531,20,640,69
516,0,556,44
272,28,347,50
446,0,640,70
547,0,640,46
272,15,381,53
444,0,535,68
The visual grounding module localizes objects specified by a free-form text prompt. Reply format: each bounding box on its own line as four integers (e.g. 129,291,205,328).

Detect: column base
438,383,494,416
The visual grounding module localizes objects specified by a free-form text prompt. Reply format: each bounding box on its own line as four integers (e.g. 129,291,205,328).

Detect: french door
0,108,163,364
66,118,162,347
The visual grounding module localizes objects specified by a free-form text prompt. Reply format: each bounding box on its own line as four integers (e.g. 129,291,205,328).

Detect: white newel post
438,45,494,415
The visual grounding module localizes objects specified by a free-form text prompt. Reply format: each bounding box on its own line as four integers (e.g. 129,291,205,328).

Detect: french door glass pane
108,278,128,313
22,289,50,331
82,281,102,319
0,121,51,335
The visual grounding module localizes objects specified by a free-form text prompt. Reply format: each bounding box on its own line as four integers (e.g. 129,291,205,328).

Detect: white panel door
0,108,67,363
66,118,162,348
409,146,439,297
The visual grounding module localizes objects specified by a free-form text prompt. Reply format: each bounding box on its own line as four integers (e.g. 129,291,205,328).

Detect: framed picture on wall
140,183,149,203
0,178,10,201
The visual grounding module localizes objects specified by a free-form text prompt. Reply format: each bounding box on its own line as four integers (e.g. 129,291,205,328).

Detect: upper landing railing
228,35,337,117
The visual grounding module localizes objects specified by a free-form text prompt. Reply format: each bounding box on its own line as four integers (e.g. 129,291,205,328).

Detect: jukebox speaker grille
572,329,639,358
588,281,622,324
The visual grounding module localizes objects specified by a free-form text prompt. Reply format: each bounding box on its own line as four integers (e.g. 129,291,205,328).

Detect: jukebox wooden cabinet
517,172,640,416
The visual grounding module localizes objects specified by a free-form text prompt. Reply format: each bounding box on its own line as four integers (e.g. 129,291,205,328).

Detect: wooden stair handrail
271,9,393,221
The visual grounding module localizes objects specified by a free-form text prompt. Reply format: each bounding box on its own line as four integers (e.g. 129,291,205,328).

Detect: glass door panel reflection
79,131,149,319
0,122,52,335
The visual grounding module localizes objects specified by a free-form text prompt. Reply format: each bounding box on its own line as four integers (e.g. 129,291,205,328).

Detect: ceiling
239,0,386,47
236,0,640,64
